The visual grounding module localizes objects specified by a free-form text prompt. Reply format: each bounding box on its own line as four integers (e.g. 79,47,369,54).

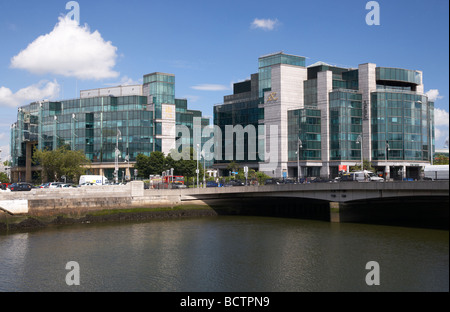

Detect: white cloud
10,16,119,80
434,108,449,127
251,18,279,31
426,89,444,102
191,84,230,91
0,80,60,107
0,144,10,162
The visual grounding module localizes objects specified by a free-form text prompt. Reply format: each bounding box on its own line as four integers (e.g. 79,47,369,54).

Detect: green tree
134,151,167,178
256,171,271,185
350,159,375,172
434,154,449,165
134,154,150,178
33,146,90,183
226,161,240,175
167,148,207,186
0,172,10,183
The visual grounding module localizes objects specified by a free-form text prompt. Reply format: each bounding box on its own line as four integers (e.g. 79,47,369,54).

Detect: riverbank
0,204,218,234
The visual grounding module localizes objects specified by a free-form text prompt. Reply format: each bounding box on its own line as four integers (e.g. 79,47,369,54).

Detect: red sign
339,165,347,172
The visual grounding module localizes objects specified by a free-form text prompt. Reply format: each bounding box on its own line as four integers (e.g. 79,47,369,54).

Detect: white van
79,175,109,186
424,165,449,181
353,171,384,182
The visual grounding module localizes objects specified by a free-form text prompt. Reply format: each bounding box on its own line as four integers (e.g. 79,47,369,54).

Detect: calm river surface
0,216,448,292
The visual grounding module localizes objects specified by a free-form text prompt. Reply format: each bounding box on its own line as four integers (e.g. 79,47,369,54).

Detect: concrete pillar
25,142,32,183
402,165,407,180
330,202,341,223
129,181,144,197
317,71,333,179
358,63,377,163
385,165,390,181
263,64,307,177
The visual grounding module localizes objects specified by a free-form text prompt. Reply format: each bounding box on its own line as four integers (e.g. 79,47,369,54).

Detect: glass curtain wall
329,91,363,161
288,108,322,162
371,92,432,161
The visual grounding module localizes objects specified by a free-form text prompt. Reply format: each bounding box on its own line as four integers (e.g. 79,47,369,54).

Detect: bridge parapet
178,181,449,203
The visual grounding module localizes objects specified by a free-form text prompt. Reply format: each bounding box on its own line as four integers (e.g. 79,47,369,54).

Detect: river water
0,216,448,292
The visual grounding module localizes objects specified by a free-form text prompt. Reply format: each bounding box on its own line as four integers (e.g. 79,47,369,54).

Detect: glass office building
10,72,210,183
213,52,435,180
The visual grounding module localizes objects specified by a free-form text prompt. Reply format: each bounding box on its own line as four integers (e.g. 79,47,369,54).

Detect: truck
423,165,449,181
79,175,109,186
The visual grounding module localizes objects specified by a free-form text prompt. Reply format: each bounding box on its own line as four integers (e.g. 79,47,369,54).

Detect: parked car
310,177,332,183
265,179,280,185
48,182,64,188
1,183,11,190
171,182,187,189
56,183,77,188
224,180,245,187
206,181,218,188
9,183,33,192
281,179,296,184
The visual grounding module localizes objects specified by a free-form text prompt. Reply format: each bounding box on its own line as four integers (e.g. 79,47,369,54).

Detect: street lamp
71,114,78,151
115,128,122,184
385,140,390,180
124,154,130,181
202,151,206,188
297,138,303,183
196,144,200,189
356,135,363,170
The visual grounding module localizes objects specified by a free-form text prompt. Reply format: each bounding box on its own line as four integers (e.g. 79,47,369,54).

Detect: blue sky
0,0,448,159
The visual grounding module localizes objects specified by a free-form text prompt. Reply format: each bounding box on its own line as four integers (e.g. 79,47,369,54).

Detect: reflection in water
0,233,29,291
0,217,448,292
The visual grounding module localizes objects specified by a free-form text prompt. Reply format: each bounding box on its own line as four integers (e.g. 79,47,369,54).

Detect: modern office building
10,72,210,183
214,52,435,180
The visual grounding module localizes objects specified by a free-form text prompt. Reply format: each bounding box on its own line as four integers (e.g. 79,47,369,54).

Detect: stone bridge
178,181,449,203
0,181,448,226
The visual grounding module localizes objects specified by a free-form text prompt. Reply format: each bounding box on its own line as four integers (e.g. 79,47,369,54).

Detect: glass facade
10,96,154,167
376,67,421,85
10,73,210,181
258,52,306,99
329,91,363,161
288,108,322,161
213,53,435,180
304,79,318,107
371,92,433,161
214,99,263,163
143,73,175,119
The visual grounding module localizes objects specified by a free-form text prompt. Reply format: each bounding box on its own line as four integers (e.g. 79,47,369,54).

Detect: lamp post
356,135,363,170
196,144,200,189
115,129,122,184
202,151,206,188
54,116,58,150
297,138,303,183
124,154,130,181
385,141,390,180
71,113,78,151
